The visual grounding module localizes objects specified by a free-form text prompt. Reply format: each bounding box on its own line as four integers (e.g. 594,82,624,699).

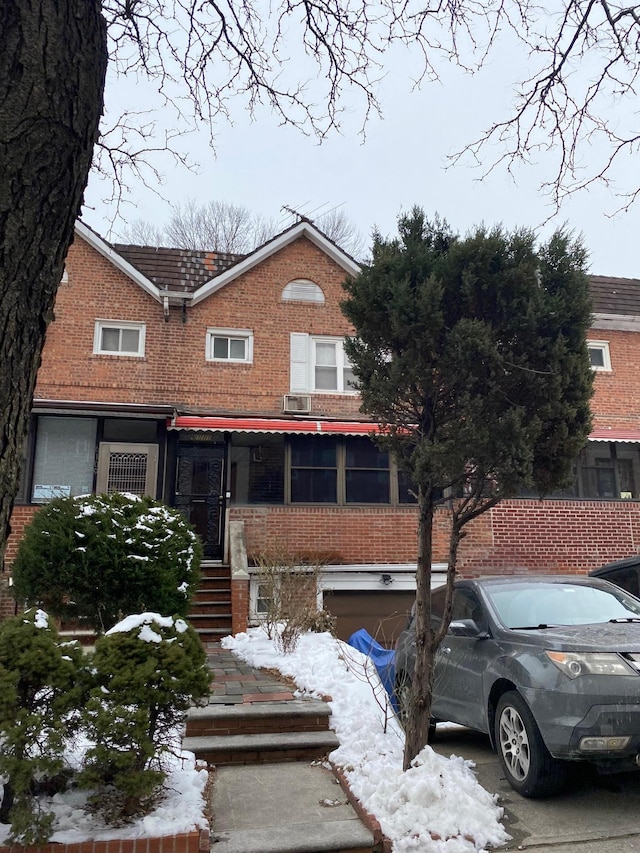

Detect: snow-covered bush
78,613,211,824
0,609,85,844
12,493,202,632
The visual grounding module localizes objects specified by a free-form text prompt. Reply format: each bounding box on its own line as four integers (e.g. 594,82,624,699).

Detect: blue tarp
347,628,398,712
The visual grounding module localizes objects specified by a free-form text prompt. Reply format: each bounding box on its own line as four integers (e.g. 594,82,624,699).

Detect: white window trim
587,340,612,372
93,320,146,357
206,328,254,363
290,332,357,394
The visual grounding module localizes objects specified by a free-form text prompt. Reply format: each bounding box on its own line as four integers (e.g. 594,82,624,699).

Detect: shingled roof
112,244,245,294
590,275,640,316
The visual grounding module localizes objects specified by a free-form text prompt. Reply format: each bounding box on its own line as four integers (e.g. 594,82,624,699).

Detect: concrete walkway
199,645,378,853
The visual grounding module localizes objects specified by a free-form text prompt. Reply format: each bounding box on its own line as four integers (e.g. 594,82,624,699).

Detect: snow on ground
223,627,510,853
0,747,208,846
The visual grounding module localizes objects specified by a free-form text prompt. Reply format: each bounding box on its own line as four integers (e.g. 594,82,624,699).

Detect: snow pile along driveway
223,627,509,853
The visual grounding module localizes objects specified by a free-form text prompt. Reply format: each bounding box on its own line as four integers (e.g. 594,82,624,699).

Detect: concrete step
183,730,340,765
210,762,375,853
186,699,332,738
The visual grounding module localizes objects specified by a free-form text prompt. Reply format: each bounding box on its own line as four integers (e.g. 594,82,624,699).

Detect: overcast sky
82,34,639,278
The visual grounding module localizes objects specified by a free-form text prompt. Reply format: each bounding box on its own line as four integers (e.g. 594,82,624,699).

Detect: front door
174,444,226,560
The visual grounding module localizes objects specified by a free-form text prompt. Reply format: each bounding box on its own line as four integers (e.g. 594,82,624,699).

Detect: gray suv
395,575,640,797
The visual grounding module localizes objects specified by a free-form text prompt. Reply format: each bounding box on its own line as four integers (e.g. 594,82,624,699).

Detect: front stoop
209,762,376,853
184,698,339,765
183,730,340,765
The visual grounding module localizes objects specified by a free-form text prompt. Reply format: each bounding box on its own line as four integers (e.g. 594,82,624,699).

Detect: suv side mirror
449,618,486,638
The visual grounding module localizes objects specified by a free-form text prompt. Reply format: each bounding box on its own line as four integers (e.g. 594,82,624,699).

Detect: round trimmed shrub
12,493,202,632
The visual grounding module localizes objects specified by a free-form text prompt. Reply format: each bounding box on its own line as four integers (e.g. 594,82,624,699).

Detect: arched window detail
282,279,325,303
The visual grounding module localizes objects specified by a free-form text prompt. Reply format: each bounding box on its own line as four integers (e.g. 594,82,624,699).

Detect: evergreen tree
12,493,202,633
341,208,594,768
79,613,211,823
0,609,84,843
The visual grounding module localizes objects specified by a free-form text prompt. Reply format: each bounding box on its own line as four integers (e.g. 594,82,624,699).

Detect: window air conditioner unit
283,394,312,414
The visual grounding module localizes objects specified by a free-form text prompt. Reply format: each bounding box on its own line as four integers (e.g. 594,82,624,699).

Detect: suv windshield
485,582,640,629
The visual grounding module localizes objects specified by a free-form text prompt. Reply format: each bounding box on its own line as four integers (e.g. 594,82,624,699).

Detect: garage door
323,590,415,648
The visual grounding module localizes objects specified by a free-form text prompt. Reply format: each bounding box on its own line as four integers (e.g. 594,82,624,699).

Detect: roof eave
74,221,163,303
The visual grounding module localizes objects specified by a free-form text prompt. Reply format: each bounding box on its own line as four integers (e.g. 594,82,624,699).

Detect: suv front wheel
495,691,567,798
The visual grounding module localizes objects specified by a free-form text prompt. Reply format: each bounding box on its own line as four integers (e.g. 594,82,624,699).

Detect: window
282,279,325,303
519,441,640,500
290,436,338,502
289,436,399,504
31,417,97,502
94,321,145,356
230,435,285,504
96,443,159,497
587,340,611,371
345,438,389,503
290,333,356,393
206,328,253,363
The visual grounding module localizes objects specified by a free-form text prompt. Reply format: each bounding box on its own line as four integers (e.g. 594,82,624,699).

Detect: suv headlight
545,651,637,678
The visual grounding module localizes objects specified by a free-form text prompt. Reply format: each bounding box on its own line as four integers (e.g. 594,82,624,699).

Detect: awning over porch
167,415,379,436
169,419,640,442
589,428,640,443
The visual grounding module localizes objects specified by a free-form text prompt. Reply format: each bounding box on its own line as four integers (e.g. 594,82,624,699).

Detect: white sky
83,30,639,278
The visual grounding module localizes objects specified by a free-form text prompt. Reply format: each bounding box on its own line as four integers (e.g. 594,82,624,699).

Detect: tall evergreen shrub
0,609,84,844
79,612,211,824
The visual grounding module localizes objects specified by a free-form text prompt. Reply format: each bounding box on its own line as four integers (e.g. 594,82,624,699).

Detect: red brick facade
5,222,640,625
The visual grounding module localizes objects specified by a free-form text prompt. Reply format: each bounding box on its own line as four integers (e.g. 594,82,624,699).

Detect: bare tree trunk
0,0,107,564
403,490,435,769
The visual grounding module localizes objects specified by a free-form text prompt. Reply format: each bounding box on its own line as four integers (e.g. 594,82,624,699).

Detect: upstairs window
206,328,253,363
290,333,357,393
282,279,325,303
94,321,145,356
587,341,611,371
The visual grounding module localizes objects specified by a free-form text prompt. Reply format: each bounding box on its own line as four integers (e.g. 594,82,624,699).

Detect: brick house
3,221,640,642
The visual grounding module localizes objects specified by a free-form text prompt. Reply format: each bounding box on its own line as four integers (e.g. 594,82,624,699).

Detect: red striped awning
589,428,640,443
167,416,379,435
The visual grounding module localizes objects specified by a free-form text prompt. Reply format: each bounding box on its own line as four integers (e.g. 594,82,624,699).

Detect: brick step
193,628,232,646
197,578,232,593
189,613,232,629
186,700,332,738
189,600,232,614
199,565,231,579
183,730,340,765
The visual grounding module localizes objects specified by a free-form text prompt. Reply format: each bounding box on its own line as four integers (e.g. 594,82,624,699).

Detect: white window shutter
290,333,310,391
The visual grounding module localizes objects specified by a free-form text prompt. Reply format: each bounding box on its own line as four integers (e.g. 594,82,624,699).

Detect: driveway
431,724,640,852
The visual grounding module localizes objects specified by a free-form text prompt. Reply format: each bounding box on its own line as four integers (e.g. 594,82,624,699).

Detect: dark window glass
291,436,337,467
345,437,389,503
102,419,158,442
291,468,337,502
290,437,337,503
230,437,284,504
346,470,389,503
398,469,418,504
345,438,388,469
